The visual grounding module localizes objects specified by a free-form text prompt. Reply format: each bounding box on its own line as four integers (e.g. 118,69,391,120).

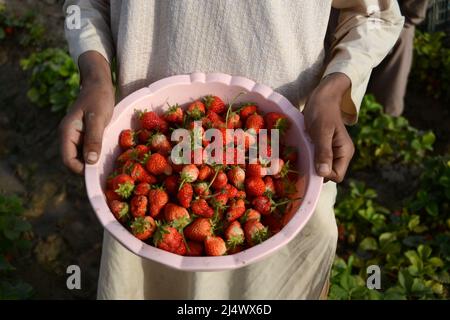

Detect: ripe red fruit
186,241,204,256
203,95,226,114
191,198,214,218
112,174,135,199
119,129,136,149
240,209,261,224
184,218,213,242
153,224,187,255
246,163,264,178
245,113,265,133
164,104,184,124
131,216,156,240
204,236,227,256
245,176,266,197
180,164,199,186
251,196,272,215
105,189,121,202
148,187,169,217
134,182,151,196
164,175,179,195
244,220,269,246
193,182,210,197
139,111,168,133
211,171,228,189
130,195,148,217
138,129,151,144
239,104,258,121
227,166,245,189
109,200,129,222
145,153,172,176
149,133,171,155
265,112,289,135
224,221,245,249
282,145,298,164
177,183,193,208
224,184,238,199
264,176,275,196
127,162,157,184
187,100,206,120
226,112,242,129
198,165,213,181
225,198,246,222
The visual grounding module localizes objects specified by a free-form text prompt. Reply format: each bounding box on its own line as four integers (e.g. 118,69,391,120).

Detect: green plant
0,194,33,299
411,30,450,103
20,48,80,112
349,95,435,169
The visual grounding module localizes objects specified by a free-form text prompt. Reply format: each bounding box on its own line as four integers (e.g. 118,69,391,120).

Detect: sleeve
400,0,430,27
325,0,405,124
63,0,114,66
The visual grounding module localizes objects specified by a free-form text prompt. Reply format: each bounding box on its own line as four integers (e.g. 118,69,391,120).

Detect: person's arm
304,0,404,182
60,0,115,175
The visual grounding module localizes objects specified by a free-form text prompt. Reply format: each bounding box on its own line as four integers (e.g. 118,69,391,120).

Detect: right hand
59,81,115,175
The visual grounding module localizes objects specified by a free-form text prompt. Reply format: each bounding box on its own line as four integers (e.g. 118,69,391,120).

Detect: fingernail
317,163,330,176
87,152,98,163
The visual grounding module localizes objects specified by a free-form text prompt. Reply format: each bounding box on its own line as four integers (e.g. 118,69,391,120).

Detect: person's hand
303,73,355,183
59,52,114,175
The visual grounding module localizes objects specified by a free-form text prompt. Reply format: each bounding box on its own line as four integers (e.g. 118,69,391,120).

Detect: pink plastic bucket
85,72,323,271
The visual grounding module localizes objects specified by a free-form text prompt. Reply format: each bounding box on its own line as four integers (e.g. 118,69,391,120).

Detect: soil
0,0,448,300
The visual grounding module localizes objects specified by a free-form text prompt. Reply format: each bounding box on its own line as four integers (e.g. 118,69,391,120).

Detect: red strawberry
164,203,190,227
139,111,168,133
186,241,204,256
112,174,135,199
211,193,229,208
117,148,137,163
184,218,213,242
193,182,210,196
265,112,289,135
245,113,265,133
244,220,269,246
187,100,206,120
134,182,151,196
145,153,172,176
263,214,283,234
198,165,213,181
226,112,242,129
164,104,184,124
225,198,246,222
149,133,171,155
191,198,214,218
203,95,226,114
239,103,258,121
202,110,224,128
224,220,244,249
251,196,271,215
177,183,193,208
211,171,228,189
153,224,187,255
109,200,129,222
105,189,121,202
240,209,261,224
264,176,275,196
148,187,169,217
138,129,151,144
224,184,238,198
128,162,157,184
119,129,136,149
180,164,199,187
245,176,265,197
130,195,148,217
282,145,298,164
246,163,264,178
163,175,179,195
204,236,227,256
134,144,151,161
235,190,246,199
227,166,245,189
274,178,296,197
131,216,156,241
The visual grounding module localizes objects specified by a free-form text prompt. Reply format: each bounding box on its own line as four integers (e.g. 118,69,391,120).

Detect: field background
0,0,448,299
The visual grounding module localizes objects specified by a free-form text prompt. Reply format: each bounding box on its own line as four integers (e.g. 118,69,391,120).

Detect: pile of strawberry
105,95,300,256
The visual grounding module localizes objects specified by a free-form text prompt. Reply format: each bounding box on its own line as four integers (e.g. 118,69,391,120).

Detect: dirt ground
0,0,448,300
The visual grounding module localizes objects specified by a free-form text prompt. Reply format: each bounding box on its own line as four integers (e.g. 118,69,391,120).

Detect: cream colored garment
62,0,403,299
97,182,338,300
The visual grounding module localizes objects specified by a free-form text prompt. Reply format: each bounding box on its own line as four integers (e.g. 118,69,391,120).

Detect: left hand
303,73,355,183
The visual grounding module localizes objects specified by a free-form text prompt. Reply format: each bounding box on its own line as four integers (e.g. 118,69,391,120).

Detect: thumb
83,111,107,164
310,123,334,177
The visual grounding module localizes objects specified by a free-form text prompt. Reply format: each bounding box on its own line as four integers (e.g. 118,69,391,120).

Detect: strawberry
134,144,151,161
240,209,261,224
186,241,204,256
202,110,224,128
139,111,168,133
204,236,227,256
119,129,136,149
225,198,246,222
149,132,171,155
251,196,271,215
274,178,296,198
153,224,187,255
227,166,245,189
245,113,265,133
164,104,184,124
262,214,283,234
244,220,269,246
164,203,190,228
264,176,275,196
235,190,246,199
198,164,213,181
112,174,135,199
131,216,156,241
187,100,206,120
224,184,238,198
109,200,129,222
246,163,264,178
191,198,214,218
145,153,172,176
105,189,121,202
224,221,244,249
177,183,193,208
134,182,151,196
193,182,210,197
184,218,213,242
127,162,157,184
239,103,258,121
148,187,169,217
179,164,199,187
130,195,148,217
245,176,265,197
282,145,298,164
138,129,152,144
117,148,137,164
163,175,179,195
210,193,229,208
211,171,228,189
203,95,226,114
265,112,289,135
226,112,242,129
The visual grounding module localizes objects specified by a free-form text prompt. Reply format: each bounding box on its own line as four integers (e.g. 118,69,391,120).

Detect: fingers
59,110,85,175
329,125,355,183
309,123,334,178
83,111,107,164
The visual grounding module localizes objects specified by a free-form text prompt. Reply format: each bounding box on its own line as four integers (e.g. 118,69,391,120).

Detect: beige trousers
97,181,338,300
